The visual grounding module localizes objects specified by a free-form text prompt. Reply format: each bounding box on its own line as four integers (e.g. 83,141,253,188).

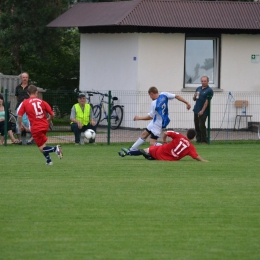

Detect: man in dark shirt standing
193,76,214,144
15,72,30,143
15,72,30,110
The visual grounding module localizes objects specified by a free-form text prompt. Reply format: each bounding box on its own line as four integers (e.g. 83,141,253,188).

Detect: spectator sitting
70,93,97,145
0,94,19,144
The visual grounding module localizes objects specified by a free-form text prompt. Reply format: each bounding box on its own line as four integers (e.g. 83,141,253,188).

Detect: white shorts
146,121,162,138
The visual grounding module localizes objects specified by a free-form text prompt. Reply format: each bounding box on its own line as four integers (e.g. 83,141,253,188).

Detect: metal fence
0,74,20,95
5,90,260,144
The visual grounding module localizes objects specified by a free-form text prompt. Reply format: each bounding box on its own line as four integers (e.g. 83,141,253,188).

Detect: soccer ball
84,129,96,140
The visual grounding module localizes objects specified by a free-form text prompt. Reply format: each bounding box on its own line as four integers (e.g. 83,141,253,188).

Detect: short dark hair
187,129,196,140
0,94,6,108
148,86,158,94
27,85,38,95
201,76,209,82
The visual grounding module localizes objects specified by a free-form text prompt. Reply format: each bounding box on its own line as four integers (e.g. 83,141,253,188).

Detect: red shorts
31,130,48,147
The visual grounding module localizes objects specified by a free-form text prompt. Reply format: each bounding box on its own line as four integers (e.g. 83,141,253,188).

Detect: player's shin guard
130,138,145,151
43,146,56,163
43,146,56,153
43,152,51,163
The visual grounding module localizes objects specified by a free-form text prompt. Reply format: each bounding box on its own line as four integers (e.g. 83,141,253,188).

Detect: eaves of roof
47,0,260,32
47,1,140,27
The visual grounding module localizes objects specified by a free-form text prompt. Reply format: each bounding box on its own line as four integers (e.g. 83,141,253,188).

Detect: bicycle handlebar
86,91,108,97
82,90,122,107
74,89,108,97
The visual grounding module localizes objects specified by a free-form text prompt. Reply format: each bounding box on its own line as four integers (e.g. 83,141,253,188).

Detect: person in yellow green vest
70,93,96,145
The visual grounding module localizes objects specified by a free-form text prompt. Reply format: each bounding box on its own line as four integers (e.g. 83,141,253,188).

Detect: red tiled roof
47,0,260,31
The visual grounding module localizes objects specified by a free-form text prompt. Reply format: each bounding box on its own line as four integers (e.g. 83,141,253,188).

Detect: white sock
130,138,145,151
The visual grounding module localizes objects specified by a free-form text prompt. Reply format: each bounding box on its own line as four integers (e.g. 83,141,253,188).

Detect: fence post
207,95,212,144
107,90,112,145
4,89,8,146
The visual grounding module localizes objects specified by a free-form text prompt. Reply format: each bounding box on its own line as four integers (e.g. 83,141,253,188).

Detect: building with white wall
48,0,260,130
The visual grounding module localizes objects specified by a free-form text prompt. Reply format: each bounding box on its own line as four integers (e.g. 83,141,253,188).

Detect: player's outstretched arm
195,155,208,162
175,95,191,110
134,115,153,121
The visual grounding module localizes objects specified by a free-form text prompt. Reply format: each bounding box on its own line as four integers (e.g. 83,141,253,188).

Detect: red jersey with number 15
17,97,54,133
149,131,198,161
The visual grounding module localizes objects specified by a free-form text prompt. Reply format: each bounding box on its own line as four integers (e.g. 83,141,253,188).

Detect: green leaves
0,0,79,90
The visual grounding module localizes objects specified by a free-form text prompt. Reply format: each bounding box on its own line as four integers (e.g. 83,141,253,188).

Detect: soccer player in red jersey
17,85,63,165
119,129,207,162
147,129,207,161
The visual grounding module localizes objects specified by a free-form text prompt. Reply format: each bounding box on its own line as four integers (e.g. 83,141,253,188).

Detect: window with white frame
184,37,219,89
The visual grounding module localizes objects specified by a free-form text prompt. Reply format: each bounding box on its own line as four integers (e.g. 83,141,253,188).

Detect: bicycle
86,91,95,110
9,111,17,133
7,101,17,133
89,91,124,130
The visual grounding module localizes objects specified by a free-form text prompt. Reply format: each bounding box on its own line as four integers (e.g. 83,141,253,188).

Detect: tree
0,0,80,90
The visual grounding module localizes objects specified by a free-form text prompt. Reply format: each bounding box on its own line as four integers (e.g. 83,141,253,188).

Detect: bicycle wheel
9,112,17,133
92,105,101,126
110,105,123,130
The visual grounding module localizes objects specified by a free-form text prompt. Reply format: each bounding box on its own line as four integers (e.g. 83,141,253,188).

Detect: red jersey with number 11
17,97,53,133
149,131,198,161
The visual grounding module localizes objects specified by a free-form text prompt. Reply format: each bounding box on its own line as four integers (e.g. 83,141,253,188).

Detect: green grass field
1,142,260,260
